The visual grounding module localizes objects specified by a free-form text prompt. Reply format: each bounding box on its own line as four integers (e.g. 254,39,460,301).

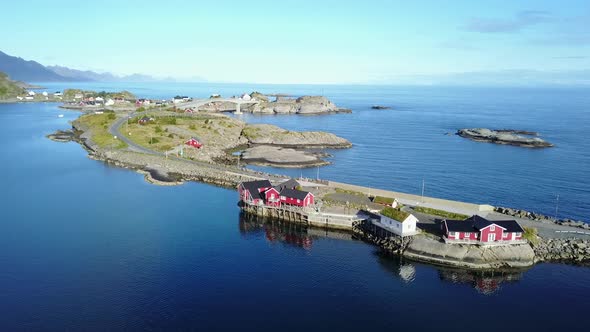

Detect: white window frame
490,225,495,231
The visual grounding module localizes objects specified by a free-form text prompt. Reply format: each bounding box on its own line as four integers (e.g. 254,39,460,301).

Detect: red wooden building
238,180,273,205
185,137,203,148
443,215,525,245
238,179,315,208
279,188,314,207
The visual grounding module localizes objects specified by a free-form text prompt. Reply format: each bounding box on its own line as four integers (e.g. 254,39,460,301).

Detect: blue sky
2,0,589,84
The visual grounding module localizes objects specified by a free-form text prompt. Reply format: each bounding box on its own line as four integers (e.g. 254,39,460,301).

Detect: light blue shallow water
39,82,590,221
0,101,589,331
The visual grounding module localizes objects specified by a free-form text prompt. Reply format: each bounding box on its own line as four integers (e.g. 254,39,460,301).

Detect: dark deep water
1,89,589,331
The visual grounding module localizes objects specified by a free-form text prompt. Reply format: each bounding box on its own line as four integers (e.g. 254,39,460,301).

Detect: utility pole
555,194,560,219
421,179,425,202
237,153,240,168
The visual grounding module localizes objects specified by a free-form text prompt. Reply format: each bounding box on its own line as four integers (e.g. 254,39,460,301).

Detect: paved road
107,112,286,182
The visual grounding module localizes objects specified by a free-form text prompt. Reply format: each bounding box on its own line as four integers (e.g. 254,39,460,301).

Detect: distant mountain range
0,50,165,83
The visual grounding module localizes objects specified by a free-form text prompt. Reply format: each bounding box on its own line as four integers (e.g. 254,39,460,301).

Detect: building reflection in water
377,254,417,283
377,253,528,293
437,267,525,295
239,213,353,250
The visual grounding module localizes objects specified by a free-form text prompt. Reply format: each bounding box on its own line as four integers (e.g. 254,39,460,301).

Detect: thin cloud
531,34,590,46
461,10,552,33
438,40,481,51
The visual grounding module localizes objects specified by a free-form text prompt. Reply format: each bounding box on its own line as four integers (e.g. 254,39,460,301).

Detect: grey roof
445,219,476,232
280,188,310,200
240,180,272,199
493,220,524,233
274,179,300,192
445,215,523,233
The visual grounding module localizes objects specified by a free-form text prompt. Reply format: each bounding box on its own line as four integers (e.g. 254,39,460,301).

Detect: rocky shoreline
457,128,553,148
353,220,589,269
495,206,590,230
533,237,590,264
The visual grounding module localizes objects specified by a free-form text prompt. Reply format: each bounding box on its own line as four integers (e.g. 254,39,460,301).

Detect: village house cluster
238,179,526,247
238,179,315,208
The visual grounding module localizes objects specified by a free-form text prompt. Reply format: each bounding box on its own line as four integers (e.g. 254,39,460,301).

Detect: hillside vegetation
0,72,26,100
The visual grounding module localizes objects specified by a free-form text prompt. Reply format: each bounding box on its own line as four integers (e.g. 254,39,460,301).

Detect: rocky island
69,108,351,171
457,128,553,148
198,93,352,115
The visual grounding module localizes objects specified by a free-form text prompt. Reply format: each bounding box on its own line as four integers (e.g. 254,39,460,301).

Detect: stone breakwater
533,238,590,264
495,206,590,230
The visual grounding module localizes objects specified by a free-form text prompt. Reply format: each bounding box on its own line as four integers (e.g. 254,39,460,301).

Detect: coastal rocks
495,206,590,230
241,145,330,168
371,105,392,110
457,128,553,148
249,95,351,115
352,220,534,269
532,238,590,264
404,236,535,269
242,124,352,148
46,129,76,142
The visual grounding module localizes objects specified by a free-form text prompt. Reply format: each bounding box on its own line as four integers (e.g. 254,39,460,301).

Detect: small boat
58,114,64,118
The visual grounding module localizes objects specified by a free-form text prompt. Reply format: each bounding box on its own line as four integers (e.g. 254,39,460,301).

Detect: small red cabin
185,137,202,149
264,187,281,206
443,215,524,245
279,188,314,207
238,180,273,205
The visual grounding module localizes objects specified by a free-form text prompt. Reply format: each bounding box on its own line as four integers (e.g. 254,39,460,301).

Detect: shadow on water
437,267,527,295
238,212,353,250
377,251,529,295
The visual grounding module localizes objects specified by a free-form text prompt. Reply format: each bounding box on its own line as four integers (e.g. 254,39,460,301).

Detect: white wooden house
367,208,418,237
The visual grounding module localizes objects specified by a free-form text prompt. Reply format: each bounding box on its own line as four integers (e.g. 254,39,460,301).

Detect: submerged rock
46,129,76,142
457,128,553,148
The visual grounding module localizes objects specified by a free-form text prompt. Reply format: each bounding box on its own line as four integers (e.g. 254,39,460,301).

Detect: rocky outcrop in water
457,128,553,148
249,95,352,114
371,105,392,110
47,129,76,142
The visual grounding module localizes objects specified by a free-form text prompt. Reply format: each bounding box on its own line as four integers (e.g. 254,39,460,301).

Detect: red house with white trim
279,188,314,207
185,137,202,148
443,215,525,245
238,180,272,205
238,179,315,208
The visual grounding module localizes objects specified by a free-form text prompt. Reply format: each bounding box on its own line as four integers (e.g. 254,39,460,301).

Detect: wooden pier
240,201,363,230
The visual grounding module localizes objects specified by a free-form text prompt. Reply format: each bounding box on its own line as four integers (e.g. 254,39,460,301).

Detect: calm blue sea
40,82,590,221
1,85,588,331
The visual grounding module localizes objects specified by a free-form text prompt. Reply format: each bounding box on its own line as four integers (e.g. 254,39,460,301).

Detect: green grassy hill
0,72,26,100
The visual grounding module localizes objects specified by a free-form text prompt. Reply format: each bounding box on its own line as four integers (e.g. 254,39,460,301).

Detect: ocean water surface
40,82,590,221
0,97,589,330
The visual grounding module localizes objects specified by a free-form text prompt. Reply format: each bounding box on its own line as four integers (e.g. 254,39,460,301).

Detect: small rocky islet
456,128,554,148
199,94,352,114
